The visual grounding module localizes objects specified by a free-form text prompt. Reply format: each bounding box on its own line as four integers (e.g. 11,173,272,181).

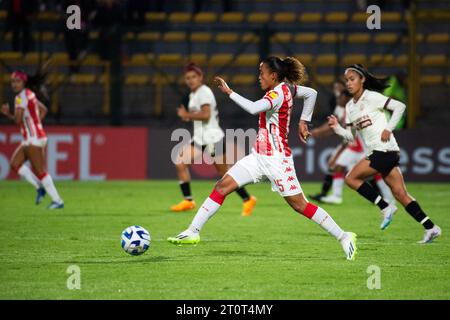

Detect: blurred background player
310,85,393,205
168,56,358,261
1,70,64,209
329,64,441,243
171,62,257,216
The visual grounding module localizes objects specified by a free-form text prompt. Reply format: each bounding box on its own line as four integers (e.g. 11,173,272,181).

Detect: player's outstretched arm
214,76,271,115
292,85,318,122
328,115,355,142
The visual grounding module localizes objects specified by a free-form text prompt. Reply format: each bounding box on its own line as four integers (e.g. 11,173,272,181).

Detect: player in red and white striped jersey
1,71,64,209
168,56,357,261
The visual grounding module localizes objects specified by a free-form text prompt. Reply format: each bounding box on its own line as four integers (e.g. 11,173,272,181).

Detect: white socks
375,177,394,203
305,203,345,241
331,174,344,198
18,165,41,190
40,174,63,203
189,197,222,233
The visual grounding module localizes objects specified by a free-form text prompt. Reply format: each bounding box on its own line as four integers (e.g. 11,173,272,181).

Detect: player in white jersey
171,63,256,216
329,64,440,243
1,71,64,209
311,88,394,205
168,56,357,261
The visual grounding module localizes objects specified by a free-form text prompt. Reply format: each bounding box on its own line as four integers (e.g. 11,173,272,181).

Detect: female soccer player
329,64,441,243
171,62,257,216
1,70,64,209
310,89,393,205
168,57,358,261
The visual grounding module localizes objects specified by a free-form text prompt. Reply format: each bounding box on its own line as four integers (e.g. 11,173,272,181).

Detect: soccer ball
121,225,151,255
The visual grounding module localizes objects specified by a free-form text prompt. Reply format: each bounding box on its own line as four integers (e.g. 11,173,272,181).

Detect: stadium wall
0,126,148,180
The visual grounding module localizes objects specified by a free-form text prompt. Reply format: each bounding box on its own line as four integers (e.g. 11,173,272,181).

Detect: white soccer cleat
167,229,200,245
380,204,397,230
417,225,441,244
340,232,357,261
320,195,343,205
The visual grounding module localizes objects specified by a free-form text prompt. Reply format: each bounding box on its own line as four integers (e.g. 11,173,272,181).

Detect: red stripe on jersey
20,123,27,140
26,117,35,138
264,97,273,109
271,124,282,153
26,90,46,139
279,85,292,157
256,112,272,155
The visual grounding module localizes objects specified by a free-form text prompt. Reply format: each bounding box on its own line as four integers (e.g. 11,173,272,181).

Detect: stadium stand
0,0,448,128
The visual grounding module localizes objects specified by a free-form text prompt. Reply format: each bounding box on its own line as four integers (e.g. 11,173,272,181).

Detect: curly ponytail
262,56,308,85
281,57,308,85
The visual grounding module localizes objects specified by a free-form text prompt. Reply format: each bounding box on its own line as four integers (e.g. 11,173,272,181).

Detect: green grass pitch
0,180,449,299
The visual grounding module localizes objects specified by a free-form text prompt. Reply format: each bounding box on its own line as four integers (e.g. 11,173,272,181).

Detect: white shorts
21,137,48,148
226,151,303,197
335,147,364,170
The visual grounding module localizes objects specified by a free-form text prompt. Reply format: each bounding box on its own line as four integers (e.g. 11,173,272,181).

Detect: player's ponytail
345,64,389,92
281,56,308,85
262,56,308,85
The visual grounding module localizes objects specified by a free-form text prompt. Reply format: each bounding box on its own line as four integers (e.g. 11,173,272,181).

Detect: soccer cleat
48,201,64,209
340,232,358,261
380,204,397,230
417,225,441,244
320,195,343,205
170,199,196,212
35,187,46,205
167,229,200,245
241,196,257,216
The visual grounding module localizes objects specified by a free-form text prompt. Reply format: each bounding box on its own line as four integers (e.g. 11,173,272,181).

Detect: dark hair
262,56,308,85
184,62,203,76
25,61,51,103
345,64,390,92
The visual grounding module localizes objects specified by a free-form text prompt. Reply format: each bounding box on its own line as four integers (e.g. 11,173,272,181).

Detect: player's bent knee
344,175,355,188
214,178,233,196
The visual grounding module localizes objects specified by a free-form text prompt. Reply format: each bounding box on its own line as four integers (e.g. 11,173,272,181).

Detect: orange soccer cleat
170,199,196,212
241,196,257,217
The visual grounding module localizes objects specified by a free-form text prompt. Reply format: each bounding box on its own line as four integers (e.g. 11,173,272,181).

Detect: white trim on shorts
21,137,48,148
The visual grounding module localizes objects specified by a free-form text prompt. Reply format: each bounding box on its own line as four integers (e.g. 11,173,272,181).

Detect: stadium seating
220,12,244,23
0,1,447,125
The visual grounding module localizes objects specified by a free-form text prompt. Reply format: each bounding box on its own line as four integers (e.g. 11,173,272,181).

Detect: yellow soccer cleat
170,199,196,212
241,196,257,217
